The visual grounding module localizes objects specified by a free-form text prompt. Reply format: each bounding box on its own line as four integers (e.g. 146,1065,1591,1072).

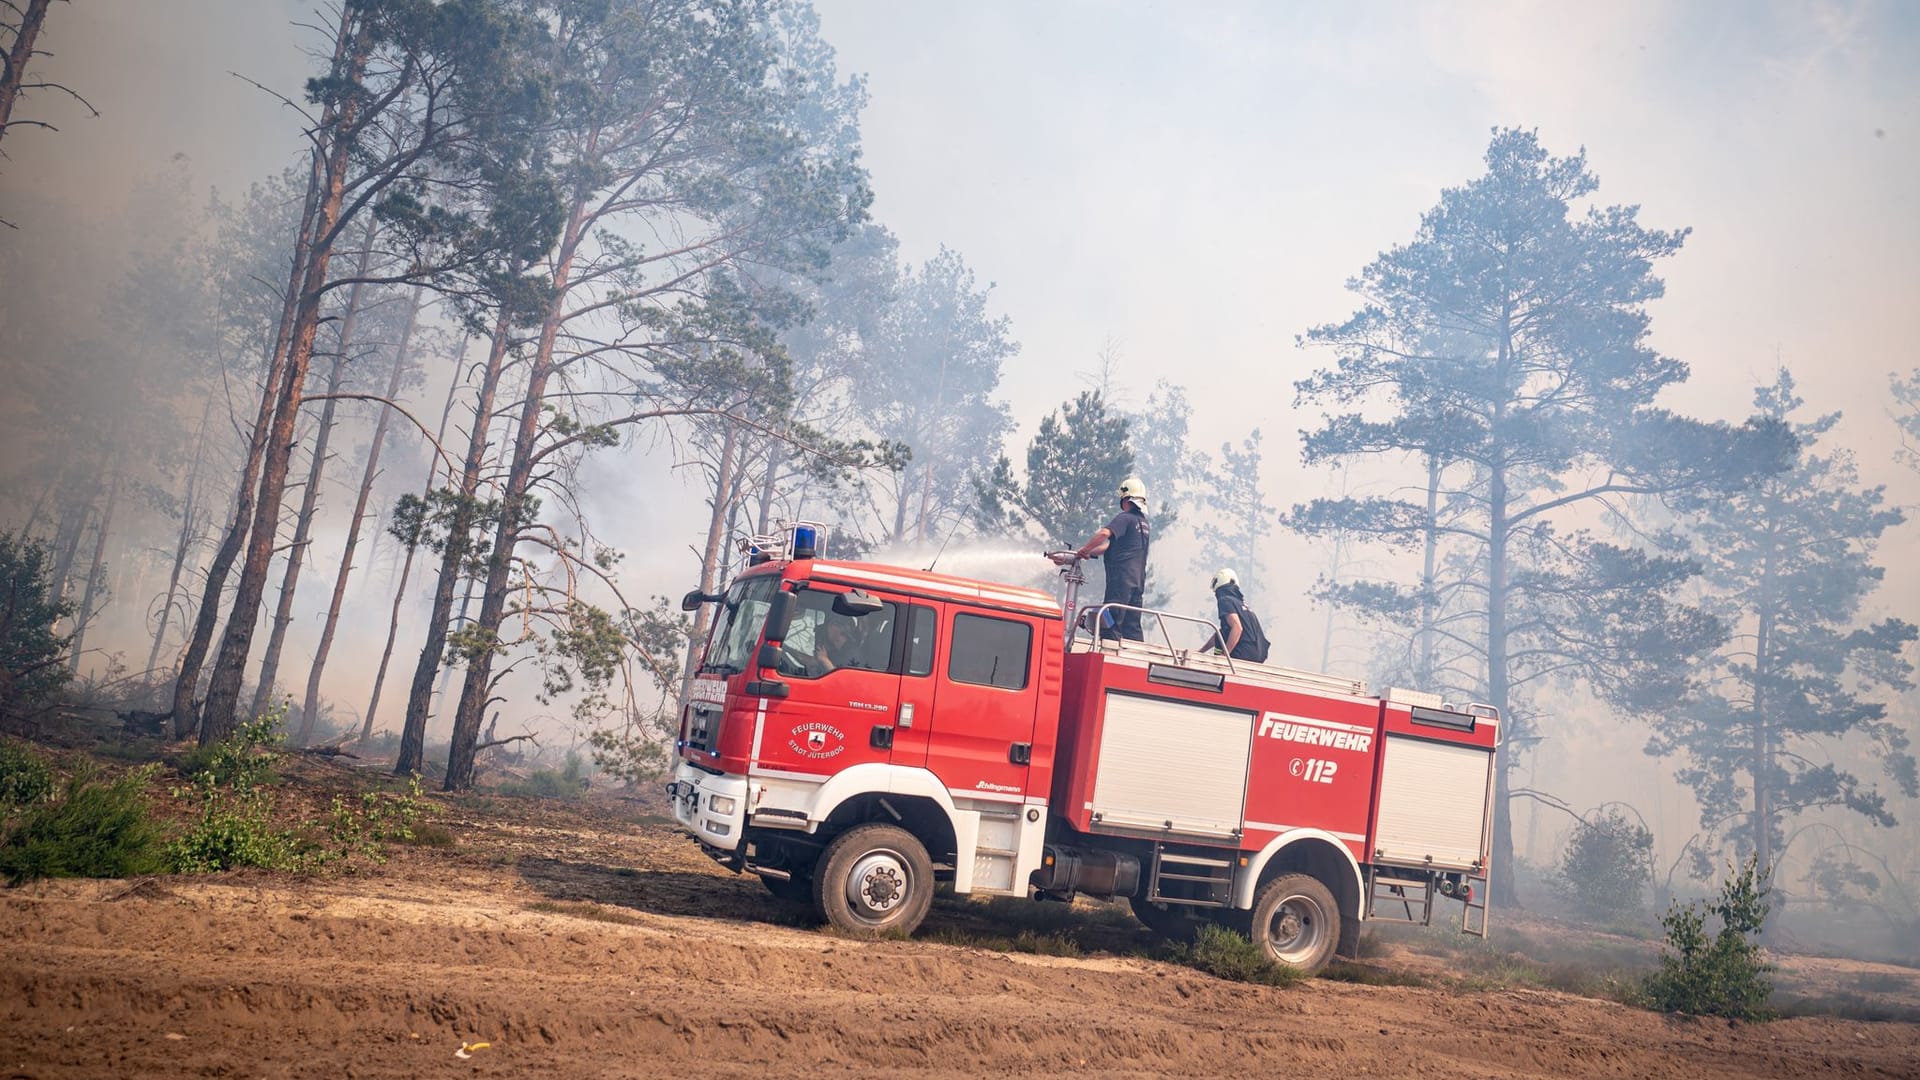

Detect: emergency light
791,524,818,560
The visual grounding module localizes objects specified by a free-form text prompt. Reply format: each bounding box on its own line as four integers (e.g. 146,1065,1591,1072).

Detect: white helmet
1118,476,1147,505
1209,567,1237,592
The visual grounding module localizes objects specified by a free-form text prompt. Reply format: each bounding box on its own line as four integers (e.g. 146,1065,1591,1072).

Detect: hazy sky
8,0,1916,604
5,0,1918,873
14,4,1918,449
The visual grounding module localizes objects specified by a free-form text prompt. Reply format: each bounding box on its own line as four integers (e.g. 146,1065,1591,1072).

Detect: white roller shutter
1374,735,1492,870
1091,692,1254,838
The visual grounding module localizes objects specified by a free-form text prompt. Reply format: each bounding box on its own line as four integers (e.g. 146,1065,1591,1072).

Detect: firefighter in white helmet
1073,476,1152,641
1202,567,1270,663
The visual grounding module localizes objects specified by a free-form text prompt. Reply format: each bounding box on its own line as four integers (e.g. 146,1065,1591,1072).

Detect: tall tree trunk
45,480,91,602
445,197,591,791
434,572,479,708
300,287,421,745
1417,452,1441,686
170,123,328,739
755,437,779,535
66,463,121,673
200,10,371,746
253,223,380,726
251,318,353,723
396,312,513,775
363,339,467,747
1318,530,1344,673
146,405,213,680
680,423,741,705
0,0,50,146
1752,599,1776,879
1487,304,1516,908
17,475,55,537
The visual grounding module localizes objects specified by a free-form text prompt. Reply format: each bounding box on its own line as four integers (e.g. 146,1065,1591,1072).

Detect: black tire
1128,894,1201,942
1249,873,1340,974
814,823,934,936
760,873,813,904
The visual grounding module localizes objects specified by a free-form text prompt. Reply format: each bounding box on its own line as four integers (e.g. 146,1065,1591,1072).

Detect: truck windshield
701,574,780,675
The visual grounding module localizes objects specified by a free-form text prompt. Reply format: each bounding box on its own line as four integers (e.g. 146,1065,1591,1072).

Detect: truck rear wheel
1250,873,1339,974
814,824,934,936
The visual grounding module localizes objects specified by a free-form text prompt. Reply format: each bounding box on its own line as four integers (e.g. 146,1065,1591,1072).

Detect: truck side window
906,605,936,677
781,590,897,679
949,613,1031,690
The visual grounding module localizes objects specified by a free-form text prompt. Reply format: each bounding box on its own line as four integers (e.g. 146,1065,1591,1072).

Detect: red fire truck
667,525,1496,973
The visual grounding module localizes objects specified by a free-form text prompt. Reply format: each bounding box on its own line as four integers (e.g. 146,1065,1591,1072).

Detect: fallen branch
298,745,361,759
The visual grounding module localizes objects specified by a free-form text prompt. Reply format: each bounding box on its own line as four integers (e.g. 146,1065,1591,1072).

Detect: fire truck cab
668,526,1496,973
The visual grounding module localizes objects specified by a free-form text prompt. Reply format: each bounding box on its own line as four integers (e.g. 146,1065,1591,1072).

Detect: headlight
708,793,737,815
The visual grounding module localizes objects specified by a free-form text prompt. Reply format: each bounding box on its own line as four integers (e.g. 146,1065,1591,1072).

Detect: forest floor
3,756,1919,1080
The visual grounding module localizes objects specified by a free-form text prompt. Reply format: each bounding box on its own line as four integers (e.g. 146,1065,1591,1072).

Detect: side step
1461,865,1490,938
1147,843,1236,907
1364,866,1434,926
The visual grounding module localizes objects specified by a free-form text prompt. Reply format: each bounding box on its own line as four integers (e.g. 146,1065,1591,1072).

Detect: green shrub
167,713,308,873
1550,807,1654,920
165,786,307,873
0,741,56,807
1167,923,1306,987
0,764,164,884
323,775,428,864
496,751,589,799
177,712,284,792
1643,857,1774,1020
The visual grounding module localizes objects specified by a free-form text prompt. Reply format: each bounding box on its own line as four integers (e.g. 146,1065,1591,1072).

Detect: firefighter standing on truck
1074,477,1152,641
1203,567,1270,662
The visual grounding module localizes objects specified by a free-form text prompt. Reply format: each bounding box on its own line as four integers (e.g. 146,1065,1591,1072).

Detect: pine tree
1288,128,1793,903
1191,429,1271,591
1648,370,1916,881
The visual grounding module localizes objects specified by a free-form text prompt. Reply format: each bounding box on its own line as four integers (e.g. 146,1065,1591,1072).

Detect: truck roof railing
1069,603,1367,698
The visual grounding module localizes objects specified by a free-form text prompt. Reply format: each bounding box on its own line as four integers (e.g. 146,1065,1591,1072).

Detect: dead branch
297,745,360,759
476,732,538,753
301,392,456,476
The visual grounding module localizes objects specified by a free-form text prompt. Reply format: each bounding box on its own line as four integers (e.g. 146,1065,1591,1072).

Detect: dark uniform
1209,582,1269,662
1099,504,1151,641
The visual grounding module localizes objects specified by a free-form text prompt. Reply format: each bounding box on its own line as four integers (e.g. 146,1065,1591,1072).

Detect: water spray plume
870,540,1053,585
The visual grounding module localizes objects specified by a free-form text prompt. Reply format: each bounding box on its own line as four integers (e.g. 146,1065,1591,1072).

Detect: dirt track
3,794,1918,1080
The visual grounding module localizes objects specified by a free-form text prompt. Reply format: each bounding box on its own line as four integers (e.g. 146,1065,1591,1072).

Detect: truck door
757,588,903,775
921,609,1041,799
885,602,939,770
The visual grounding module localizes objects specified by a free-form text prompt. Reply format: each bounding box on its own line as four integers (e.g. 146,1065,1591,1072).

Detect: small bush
165,787,307,873
167,714,307,873
496,752,590,799
1643,857,1774,1020
1551,807,1654,920
0,764,164,885
1167,923,1305,987
323,775,429,864
178,713,283,792
0,741,56,807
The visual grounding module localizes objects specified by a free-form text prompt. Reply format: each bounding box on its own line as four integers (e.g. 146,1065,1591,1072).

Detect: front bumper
666,761,748,853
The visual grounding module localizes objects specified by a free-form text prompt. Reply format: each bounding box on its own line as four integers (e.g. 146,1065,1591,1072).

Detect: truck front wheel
814,824,934,936
1249,873,1340,974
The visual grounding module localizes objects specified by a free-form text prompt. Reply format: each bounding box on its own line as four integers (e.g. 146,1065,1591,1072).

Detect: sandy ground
3,786,1918,1080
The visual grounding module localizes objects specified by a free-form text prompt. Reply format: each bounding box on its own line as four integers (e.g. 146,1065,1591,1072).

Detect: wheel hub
847,851,909,916
1266,896,1324,964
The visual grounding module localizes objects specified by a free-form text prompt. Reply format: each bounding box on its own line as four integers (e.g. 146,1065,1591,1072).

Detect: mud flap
1336,915,1362,960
